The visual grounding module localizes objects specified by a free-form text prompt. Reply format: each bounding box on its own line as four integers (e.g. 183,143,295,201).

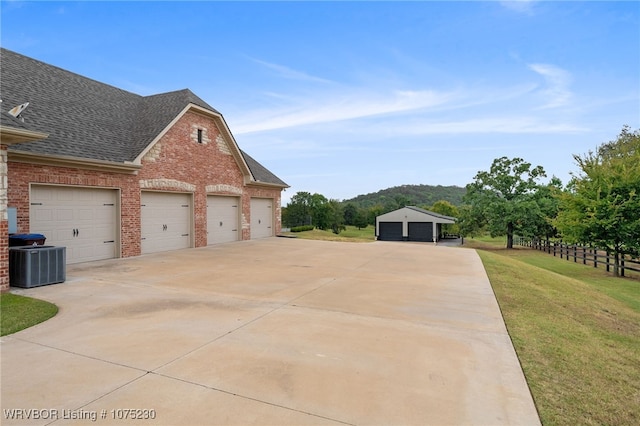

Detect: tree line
460,126,639,276
282,192,461,235
282,126,639,276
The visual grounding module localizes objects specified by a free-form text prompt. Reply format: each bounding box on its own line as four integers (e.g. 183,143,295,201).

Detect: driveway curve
1,238,540,425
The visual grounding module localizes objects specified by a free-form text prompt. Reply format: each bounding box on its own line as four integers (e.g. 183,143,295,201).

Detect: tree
283,191,313,227
283,191,332,229
463,156,547,248
527,176,563,242
367,204,385,226
353,209,370,230
328,199,346,234
555,126,640,276
457,204,484,238
310,193,331,230
343,203,359,226
428,200,460,236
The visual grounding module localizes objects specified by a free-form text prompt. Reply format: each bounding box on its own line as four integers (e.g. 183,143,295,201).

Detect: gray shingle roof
406,206,456,221
0,110,32,130
1,48,287,187
241,150,288,187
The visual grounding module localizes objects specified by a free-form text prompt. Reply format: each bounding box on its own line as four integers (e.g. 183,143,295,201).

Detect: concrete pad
9,280,277,371
158,305,524,425
1,338,144,426
65,374,344,426
1,238,540,425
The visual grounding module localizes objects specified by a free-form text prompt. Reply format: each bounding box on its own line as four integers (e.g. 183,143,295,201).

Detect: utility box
9,246,66,288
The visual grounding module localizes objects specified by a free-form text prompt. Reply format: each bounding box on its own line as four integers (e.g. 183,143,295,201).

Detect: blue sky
2,1,639,204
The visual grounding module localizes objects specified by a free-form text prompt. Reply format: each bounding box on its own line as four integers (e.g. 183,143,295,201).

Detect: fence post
573,245,577,263
583,246,587,265
593,248,598,268
606,251,610,272
621,258,625,277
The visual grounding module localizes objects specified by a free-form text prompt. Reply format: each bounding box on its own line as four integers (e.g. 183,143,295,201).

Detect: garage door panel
78,208,94,220
408,222,433,242
55,209,73,221
378,222,403,241
141,192,192,254
33,209,54,221
30,186,118,264
250,198,273,239
207,196,239,245
57,191,74,202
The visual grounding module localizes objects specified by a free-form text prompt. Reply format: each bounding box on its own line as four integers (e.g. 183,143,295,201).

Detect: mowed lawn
465,238,640,425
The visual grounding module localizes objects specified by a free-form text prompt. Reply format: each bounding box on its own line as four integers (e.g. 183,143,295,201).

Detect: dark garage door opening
408,222,433,242
378,222,403,241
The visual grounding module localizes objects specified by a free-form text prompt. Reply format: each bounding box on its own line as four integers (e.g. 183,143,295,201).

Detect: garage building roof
0,48,287,187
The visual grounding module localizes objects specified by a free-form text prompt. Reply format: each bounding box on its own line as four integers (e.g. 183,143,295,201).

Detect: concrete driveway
1,238,540,425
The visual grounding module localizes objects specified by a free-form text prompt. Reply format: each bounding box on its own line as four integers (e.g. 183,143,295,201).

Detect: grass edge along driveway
468,240,639,426
1,293,58,336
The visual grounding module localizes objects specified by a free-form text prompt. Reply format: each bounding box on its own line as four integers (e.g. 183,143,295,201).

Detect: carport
376,206,455,242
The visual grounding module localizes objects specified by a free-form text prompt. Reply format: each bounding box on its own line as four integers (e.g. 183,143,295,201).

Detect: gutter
8,150,141,174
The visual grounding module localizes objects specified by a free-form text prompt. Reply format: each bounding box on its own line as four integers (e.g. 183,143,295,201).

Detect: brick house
0,48,288,292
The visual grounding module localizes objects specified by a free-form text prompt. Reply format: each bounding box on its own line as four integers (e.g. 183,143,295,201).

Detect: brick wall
138,110,283,246
7,162,141,258
6,110,283,272
0,144,7,292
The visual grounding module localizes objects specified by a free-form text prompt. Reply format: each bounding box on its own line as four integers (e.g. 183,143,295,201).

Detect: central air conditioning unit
9,246,66,288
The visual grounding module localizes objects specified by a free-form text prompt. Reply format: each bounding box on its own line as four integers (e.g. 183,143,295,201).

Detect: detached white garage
376,206,455,242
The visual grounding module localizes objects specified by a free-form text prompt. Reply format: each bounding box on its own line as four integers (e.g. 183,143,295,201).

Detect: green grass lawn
283,225,376,242
0,293,58,336
465,239,640,425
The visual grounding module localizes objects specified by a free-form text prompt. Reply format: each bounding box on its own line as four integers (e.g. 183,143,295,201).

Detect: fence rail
516,237,640,277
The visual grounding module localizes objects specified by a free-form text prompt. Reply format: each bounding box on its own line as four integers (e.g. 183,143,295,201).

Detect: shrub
290,225,315,232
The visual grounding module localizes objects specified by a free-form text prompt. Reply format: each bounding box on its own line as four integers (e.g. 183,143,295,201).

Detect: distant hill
343,184,466,208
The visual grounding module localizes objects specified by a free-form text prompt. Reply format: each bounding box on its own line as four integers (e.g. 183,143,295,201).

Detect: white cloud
528,63,573,109
500,1,537,14
248,57,334,84
232,88,460,134
384,116,587,136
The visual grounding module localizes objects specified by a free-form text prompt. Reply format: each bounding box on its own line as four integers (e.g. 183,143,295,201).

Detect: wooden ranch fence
516,237,640,278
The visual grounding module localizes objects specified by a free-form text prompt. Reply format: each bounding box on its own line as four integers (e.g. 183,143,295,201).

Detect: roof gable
1,48,287,187
377,206,455,224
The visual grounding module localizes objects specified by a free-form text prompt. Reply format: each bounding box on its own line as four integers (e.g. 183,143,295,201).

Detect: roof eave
8,150,141,174
246,180,290,189
0,125,49,145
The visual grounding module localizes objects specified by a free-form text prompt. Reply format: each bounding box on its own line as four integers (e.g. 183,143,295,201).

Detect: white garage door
141,192,191,254
207,196,239,245
30,185,118,264
250,198,273,239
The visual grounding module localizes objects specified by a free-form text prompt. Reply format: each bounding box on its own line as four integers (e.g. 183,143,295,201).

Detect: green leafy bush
290,225,315,232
